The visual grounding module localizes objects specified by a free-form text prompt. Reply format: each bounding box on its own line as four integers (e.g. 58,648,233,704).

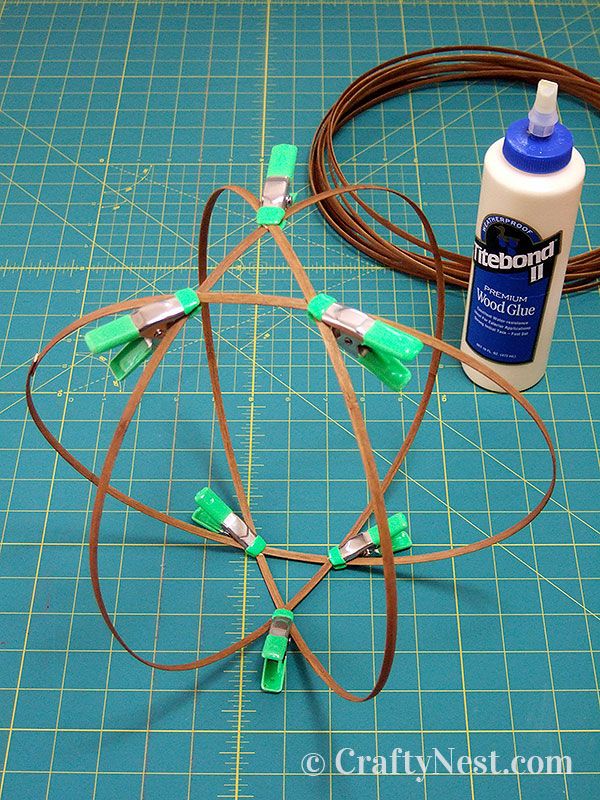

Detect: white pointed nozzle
528,79,559,138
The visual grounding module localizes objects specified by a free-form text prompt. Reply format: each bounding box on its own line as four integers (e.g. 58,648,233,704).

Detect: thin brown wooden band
195,186,286,612
25,184,556,701
309,45,600,293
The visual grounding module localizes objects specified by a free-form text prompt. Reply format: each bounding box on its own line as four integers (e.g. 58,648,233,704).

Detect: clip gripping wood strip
309,46,600,293
26,183,556,702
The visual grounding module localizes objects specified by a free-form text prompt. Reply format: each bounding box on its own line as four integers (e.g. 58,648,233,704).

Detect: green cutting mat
0,1,598,798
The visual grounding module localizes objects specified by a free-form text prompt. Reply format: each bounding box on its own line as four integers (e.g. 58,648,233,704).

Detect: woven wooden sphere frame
26,184,556,702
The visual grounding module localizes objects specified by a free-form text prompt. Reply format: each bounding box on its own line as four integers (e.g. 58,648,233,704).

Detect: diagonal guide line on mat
0,169,159,292
0,108,260,285
0,108,194,249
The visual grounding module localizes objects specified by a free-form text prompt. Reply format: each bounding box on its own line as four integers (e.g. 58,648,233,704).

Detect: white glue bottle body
461,80,585,391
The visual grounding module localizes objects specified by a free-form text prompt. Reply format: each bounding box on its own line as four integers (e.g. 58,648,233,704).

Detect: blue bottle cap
502,117,573,175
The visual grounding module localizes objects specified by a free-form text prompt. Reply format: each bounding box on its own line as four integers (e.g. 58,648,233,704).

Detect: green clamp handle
361,321,423,391
192,487,267,557
265,143,298,179
84,289,200,381
192,487,232,532
366,513,412,554
307,293,423,392
261,608,294,693
110,339,153,382
257,144,298,227
85,315,139,355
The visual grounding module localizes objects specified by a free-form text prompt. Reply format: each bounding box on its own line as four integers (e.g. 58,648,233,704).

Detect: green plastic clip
307,293,423,391
84,288,200,381
328,513,411,569
261,608,294,693
256,144,298,227
192,487,266,557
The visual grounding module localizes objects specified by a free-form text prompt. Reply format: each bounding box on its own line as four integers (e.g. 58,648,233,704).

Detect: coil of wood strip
309,46,600,293
25,184,556,701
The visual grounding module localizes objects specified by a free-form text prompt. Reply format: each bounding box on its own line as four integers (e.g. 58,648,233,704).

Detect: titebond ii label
466,214,562,364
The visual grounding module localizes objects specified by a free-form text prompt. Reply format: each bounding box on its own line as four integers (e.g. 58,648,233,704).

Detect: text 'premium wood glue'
461,79,585,391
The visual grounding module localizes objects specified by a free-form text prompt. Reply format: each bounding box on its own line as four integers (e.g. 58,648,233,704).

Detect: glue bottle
460,79,585,391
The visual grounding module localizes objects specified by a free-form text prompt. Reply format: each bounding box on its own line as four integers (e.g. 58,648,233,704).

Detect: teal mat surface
0,2,599,798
